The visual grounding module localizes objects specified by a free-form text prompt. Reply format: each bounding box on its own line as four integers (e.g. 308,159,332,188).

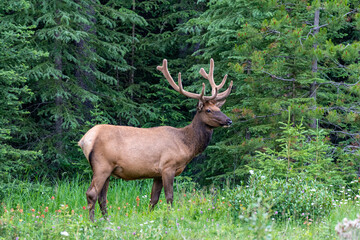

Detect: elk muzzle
225,118,232,127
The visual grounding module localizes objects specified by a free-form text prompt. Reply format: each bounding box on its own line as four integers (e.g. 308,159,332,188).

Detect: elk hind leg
98,177,110,218
149,177,163,211
87,168,112,221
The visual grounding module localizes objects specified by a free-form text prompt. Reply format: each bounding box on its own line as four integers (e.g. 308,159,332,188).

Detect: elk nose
226,119,232,125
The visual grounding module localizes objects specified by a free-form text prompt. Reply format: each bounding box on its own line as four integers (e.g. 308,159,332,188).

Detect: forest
1,0,360,239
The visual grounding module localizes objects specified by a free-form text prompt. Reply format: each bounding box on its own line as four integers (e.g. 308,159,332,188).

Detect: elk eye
206,109,211,113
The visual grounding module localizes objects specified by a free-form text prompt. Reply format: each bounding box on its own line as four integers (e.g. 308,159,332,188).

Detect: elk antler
157,59,232,102
199,59,233,101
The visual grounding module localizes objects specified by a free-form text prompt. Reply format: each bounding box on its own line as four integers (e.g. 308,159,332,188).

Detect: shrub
247,115,355,188
229,171,335,221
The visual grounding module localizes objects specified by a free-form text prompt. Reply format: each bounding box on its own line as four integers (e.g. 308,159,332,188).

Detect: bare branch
261,70,296,82
319,79,360,87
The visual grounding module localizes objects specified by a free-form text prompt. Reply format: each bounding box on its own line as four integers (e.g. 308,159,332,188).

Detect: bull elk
78,59,233,221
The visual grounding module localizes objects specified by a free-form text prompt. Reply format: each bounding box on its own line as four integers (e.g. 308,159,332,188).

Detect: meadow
1,173,360,240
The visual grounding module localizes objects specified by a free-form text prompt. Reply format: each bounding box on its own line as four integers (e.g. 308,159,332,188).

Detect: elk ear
197,101,204,111
215,99,226,108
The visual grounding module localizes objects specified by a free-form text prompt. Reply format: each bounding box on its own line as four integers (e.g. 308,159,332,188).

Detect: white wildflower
60,231,69,237
249,170,254,175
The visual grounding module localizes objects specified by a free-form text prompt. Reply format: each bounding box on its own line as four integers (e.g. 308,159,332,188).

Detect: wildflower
51,196,55,200
275,211,278,215
136,196,140,206
31,208,35,212
19,209,23,214
82,206,86,210
60,231,69,236
249,170,254,175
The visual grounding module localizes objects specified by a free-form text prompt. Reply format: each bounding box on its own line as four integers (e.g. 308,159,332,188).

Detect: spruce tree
5,0,151,176
0,0,44,197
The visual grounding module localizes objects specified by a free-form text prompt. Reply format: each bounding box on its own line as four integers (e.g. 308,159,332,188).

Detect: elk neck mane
180,111,213,157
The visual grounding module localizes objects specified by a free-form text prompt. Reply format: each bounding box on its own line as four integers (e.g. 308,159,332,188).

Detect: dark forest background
2,0,360,193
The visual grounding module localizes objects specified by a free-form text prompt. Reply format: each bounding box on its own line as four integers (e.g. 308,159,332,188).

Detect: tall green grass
1,175,359,239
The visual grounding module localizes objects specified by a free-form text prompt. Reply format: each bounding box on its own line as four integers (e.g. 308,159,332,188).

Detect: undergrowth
1,174,360,239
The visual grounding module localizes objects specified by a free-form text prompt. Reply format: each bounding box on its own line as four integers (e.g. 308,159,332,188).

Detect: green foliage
1,178,360,239
1,0,360,186
229,171,335,221
249,112,355,187
184,0,360,184
0,0,45,199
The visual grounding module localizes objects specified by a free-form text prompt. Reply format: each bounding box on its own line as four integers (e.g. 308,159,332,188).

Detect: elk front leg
149,177,163,210
98,177,110,218
162,170,175,207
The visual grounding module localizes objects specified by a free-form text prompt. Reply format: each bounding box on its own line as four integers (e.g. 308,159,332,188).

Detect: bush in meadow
229,171,335,222
247,114,356,189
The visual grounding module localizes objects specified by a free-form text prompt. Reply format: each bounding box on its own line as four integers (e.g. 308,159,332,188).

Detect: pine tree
0,0,44,198
5,0,151,176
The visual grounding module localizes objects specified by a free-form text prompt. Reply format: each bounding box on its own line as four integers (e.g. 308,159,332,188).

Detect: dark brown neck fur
181,112,213,157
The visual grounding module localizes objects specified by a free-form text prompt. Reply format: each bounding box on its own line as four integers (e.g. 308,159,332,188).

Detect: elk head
157,58,233,128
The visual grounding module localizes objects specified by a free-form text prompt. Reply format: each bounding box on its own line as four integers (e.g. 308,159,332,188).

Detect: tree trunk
75,0,96,119
55,9,63,152
129,0,135,100
310,8,320,128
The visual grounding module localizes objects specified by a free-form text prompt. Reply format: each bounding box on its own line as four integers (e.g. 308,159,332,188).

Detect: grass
0,176,359,239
